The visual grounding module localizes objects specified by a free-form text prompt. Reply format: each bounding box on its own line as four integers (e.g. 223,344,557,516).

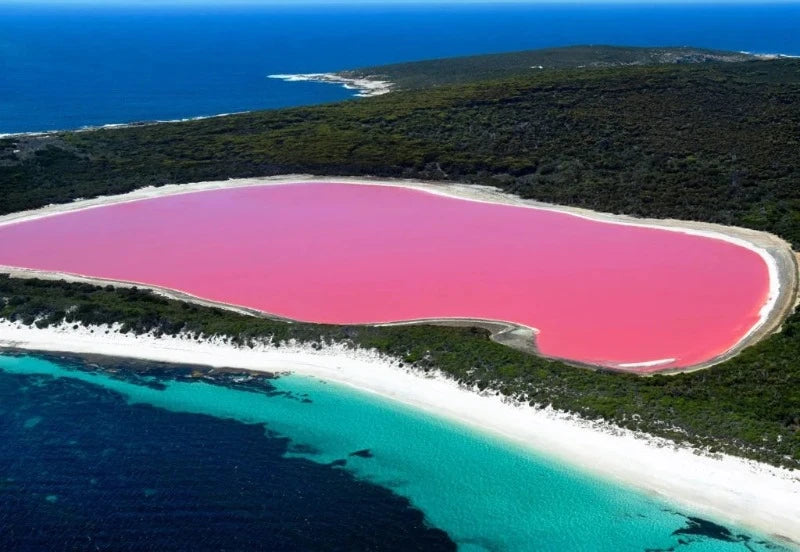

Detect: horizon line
3,0,800,6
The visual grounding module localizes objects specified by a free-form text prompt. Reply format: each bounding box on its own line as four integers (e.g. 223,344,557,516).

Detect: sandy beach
0,175,796,373
0,319,798,546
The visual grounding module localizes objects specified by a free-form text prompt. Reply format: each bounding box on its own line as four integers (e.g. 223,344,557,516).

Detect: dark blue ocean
2,2,800,134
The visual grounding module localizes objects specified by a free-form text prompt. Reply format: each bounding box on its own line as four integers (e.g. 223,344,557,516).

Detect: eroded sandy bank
0,319,798,547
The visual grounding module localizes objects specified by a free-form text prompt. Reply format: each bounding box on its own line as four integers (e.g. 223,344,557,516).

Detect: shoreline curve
0,321,798,547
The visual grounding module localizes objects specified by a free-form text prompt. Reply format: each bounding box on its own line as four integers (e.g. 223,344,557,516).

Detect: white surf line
2,69,396,137
268,73,394,97
0,176,787,371
740,50,800,59
0,111,252,139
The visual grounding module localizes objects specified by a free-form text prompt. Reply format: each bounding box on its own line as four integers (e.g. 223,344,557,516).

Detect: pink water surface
0,183,771,370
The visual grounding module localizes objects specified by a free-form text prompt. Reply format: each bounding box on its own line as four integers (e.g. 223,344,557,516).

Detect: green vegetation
1,275,798,469
2,58,799,245
341,45,756,89
0,48,798,469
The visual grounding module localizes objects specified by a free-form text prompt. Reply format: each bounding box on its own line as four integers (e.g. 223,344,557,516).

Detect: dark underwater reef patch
645,511,792,552
349,448,374,458
0,362,456,551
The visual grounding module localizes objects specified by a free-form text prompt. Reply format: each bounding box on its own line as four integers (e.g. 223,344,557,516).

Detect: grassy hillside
1,275,798,469
339,45,757,89
2,59,799,245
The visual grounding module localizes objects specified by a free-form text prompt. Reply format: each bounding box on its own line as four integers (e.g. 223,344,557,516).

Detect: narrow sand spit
0,320,798,547
0,175,796,373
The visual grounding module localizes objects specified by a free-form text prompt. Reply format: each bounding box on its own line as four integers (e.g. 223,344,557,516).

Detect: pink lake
0,182,771,371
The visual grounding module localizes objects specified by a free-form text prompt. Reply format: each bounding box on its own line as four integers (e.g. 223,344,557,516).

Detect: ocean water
0,352,788,551
0,182,769,369
2,2,800,134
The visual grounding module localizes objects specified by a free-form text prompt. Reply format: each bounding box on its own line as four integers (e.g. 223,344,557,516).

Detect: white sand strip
0,319,798,546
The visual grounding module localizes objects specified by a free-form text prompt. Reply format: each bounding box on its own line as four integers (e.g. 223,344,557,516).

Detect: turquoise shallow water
0,353,789,551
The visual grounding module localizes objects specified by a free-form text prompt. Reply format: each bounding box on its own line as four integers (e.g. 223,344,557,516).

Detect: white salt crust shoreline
0,320,798,547
0,175,795,372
